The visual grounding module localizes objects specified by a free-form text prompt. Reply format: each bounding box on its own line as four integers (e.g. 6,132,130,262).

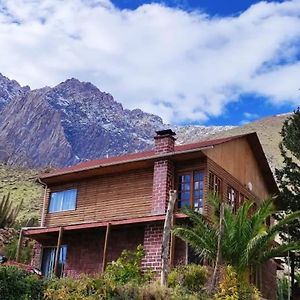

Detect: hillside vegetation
0,164,42,224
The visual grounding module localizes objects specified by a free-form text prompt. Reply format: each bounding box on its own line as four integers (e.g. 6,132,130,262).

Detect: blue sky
112,0,284,15
0,0,299,126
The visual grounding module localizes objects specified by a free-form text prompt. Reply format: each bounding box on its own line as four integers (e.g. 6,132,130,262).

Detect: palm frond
260,242,300,262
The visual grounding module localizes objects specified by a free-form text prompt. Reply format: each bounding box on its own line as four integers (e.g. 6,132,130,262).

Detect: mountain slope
0,75,230,167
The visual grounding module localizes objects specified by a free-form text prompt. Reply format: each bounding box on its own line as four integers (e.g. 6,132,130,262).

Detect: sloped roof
39,133,278,195
40,135,243,179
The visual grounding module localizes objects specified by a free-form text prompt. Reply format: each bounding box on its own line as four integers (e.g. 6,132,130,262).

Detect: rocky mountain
0,73,29,112
0,73,232,168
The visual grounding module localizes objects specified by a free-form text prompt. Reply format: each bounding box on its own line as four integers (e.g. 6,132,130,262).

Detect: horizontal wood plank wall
207,158,263,204
203,138,270,200
44,168,153,227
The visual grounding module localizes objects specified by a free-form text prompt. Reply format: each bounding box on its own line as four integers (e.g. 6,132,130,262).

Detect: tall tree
275,108,300,243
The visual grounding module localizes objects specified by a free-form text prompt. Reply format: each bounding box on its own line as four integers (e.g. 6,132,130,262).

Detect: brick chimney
154,129,176,154
142,130,177,274
151,129,176,215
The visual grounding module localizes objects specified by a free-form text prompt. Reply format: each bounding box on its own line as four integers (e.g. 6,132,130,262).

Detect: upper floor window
177,170,204,212
227,185,238,212
48,189,77,213
209,172,222,196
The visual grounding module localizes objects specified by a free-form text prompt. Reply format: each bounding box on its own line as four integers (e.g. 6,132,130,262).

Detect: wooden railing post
102,222,111,273
53,227,64,277
16,229,24,263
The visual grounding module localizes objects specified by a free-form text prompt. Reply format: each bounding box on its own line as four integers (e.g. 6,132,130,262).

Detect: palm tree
172,194,300,283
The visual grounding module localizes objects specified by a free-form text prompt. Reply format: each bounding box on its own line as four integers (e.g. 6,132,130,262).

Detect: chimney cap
155,129,176,136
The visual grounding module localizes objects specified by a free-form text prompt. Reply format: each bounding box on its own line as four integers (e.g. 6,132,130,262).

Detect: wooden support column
161,190,177,286
53,227,64,277
102,222,111,273
169,215,175,268
16,229,24,263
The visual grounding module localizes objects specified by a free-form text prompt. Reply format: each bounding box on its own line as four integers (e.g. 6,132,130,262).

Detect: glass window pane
42,246,67,278
181,198,190,207
182,192,190,200
41,248,56,277
49,189,77,213
62,189,77,210
194,190,202,199
49,192,63,213
183,183,190,191
183,175,191,182
194,171,204,181
194,198,203,208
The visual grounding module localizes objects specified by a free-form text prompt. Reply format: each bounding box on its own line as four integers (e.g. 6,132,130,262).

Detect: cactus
0,193,22,228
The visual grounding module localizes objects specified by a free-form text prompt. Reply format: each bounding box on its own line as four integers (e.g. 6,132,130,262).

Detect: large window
177,170,204,212
48,189,77,213
41,245,67,277
209,172,222,196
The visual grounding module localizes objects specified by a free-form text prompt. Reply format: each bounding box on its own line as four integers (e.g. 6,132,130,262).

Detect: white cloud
0,0,300,123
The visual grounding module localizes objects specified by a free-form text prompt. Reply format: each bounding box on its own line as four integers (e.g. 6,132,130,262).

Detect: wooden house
23,130,279,299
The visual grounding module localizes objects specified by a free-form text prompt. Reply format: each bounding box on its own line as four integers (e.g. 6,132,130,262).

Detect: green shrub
168,264,208,294
4,235,33,264
108,282,209,300
214,265,261,300
104,244,152,286
44,275,105,300
277,276,289,300
0,265,43,300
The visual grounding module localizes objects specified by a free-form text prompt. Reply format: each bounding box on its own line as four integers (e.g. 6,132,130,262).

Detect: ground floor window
41,245,67,277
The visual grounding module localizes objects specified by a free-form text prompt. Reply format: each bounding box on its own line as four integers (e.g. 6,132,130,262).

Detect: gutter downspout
37,177,48,227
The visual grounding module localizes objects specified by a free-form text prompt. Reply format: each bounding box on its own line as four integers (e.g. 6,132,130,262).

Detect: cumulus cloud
0,0,300,123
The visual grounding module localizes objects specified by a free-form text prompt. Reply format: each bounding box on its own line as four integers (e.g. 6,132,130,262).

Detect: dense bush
44,276,104,300
168,264,208,294
104,244,152,286
44,278,209,300
4,235,33,264
0,265,43,300
214,265,261,300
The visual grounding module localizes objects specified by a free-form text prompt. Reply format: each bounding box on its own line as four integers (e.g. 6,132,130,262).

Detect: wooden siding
44,168,153,227
203,138,270,200
207,158,259,204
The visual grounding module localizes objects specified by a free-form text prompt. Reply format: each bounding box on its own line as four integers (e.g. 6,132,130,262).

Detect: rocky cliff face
0,74,232,167
0,73,29,112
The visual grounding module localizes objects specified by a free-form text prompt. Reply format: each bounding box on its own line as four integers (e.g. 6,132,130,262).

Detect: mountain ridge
0,74,234,168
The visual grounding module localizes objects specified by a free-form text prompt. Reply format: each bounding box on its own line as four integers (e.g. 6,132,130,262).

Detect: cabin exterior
24,130,279,299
